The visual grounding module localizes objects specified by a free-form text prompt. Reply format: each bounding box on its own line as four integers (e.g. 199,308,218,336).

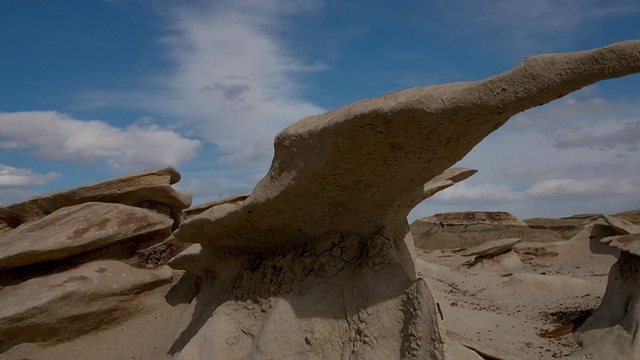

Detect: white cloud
525,177,637,200
82,0,326,165
0,111,200,168
0,164,60,188
553,120,640,151
438,0,640,50
409,91,640,221
431,183,525,205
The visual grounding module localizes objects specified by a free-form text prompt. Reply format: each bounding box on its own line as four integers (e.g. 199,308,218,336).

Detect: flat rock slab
603,214,640,235
0,260,173,349
0,202,173,270
0,167,188,228
457,238,521,257
601,234,640,256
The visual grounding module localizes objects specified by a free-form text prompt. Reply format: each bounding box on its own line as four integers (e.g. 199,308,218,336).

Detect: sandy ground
418,245,617,359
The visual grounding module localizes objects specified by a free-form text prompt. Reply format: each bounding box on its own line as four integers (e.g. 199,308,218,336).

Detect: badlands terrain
0,40,640,359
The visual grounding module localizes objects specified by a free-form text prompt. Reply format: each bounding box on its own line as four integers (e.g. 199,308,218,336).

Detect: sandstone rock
457,237,521,257
0,202,172,270
601,234,640,256
183,194,250,218
602,214,640,235
168,41,640,359
0,167,190,229
0,260,173,351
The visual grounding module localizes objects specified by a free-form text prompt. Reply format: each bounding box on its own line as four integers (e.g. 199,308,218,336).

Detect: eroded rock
169,41,640,359
602,214,640,235
0,260,173,351
0,167,190,229
0,202,173,270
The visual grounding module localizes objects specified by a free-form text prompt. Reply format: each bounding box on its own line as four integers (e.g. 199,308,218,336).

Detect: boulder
0,202,173,271
168,41,640,359
0,260,173,351
456,237,521,257
0,167,191,229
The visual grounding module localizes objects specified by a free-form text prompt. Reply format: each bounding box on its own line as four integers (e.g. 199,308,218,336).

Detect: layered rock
0,167,191,229
0,202,173,271
168,41,640,359
411,211,562,250
183,194,249,218
0,260,172,351
524,214,600,239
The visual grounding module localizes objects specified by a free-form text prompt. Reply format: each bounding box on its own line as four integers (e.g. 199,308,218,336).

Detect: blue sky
1,0,640,221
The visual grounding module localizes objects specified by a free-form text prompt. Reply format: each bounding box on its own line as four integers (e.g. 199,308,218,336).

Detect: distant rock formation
411,211,563,250
169,40,640,359
524,214,602,240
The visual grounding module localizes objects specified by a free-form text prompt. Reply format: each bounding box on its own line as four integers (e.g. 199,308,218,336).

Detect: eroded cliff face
167,41,640,359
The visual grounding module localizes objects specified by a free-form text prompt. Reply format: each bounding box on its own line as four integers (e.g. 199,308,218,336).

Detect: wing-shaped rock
176,40,640,253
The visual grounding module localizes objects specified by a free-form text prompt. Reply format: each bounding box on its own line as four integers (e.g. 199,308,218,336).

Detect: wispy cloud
82,0,326,166
0,111,200,168
0,164,60,188
553,120,640,151
438,0,640,51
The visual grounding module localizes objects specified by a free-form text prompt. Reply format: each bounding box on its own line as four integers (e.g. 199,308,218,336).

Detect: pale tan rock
0,202,172,270
402,168,477,211
183,194,249,218
601,234,640,256
457,237,521,257
0,260,173,350
602,214,640,235
0,167,189,228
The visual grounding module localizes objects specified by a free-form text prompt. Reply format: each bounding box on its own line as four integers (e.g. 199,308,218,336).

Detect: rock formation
169,40,640,360
574,230,640,359
0,167,190,353
524,214,601,240
0,167,191,230
410,211,561,250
